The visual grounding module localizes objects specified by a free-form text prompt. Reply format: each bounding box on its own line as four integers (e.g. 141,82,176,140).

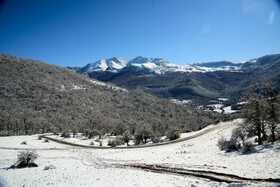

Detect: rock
44,165,56,170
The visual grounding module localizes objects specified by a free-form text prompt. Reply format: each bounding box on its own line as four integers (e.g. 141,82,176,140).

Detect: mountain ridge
73,53,280,105
73,53,280,75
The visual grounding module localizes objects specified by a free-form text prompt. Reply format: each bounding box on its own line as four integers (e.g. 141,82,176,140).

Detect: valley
1,0,280,186
0,54,280,187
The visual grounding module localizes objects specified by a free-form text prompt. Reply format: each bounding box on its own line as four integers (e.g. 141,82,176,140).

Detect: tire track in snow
116,163,280,184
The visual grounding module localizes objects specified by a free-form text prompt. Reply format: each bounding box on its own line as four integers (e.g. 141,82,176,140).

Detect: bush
134,125,154,145
122,131,131,146
108,137,124,147
217,137,240,152
231,127,246,142
97,139,103,147
0,131,11,136
242,140,254,153
166,129,180,141
88,129,101,139
61,132,70,138
217,136,228,151
152,137,160,144
16,151,39,168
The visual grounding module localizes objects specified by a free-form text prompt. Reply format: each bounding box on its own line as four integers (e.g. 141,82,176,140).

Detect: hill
0,54,221,136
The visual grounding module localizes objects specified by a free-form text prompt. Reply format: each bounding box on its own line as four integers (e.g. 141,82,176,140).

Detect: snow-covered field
0,120,280,187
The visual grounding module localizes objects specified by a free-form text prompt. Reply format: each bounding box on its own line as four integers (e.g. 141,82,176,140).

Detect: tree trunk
261,122,267,141
257,123,262,145
271,126,276,143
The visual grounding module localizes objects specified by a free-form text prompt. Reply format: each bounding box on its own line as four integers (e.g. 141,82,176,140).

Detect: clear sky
0,0,280,66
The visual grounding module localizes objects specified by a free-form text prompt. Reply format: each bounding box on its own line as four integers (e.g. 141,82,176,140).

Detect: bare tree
243,90,264,145
134,124,154,145
262,82,279,143
16,151,39,168
122,131,131,146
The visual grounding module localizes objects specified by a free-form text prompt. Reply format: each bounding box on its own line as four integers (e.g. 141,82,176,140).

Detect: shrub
20,141,27,145
88,129,101,139
108,137,124,147
227,138,240,152
217,137,240,152
134,125,154,145
0,131,10,136
242,140,254,153
134,131,142,145
217,136,228,151
166,129,180,141
61,132,70,138
16,151,38,168
152,137,160,144
95,139,103,146
231,127,246,142
122,131,131,146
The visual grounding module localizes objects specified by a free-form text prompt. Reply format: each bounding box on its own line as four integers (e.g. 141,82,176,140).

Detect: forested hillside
0,55,222,136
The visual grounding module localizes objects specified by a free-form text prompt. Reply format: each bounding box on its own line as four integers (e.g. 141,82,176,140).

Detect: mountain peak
78,57,129,73
75,53,280,75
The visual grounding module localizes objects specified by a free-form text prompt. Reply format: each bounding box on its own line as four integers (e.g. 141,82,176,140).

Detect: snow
207,104,224,113
92,119,280,179
1,119,280,187
223,106,237,114
80,56,243,74
98,59,108,71
218,98,228,101
89,79,127,92
83,57,129,73
170,99,192,105
60,84,65,92
0,135,71,150
72,84,86,90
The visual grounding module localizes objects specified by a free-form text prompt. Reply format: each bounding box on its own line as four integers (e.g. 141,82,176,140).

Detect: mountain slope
0,54,221,136
76,54,280,104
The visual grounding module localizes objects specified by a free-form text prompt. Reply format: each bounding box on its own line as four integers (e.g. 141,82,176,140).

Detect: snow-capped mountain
69,53,280,105
76,56,244,75
78,57,129,73
124,56,172,74
74,53,280,75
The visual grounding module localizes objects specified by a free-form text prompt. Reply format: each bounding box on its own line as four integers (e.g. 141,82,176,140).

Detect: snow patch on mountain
77,55,277,75
88,79,127,92
78,57,129,73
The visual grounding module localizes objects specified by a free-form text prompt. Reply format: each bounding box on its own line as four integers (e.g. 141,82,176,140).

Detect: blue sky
0,0,279,66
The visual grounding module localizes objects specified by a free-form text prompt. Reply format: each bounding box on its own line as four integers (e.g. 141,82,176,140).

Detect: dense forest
0,55,223,137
